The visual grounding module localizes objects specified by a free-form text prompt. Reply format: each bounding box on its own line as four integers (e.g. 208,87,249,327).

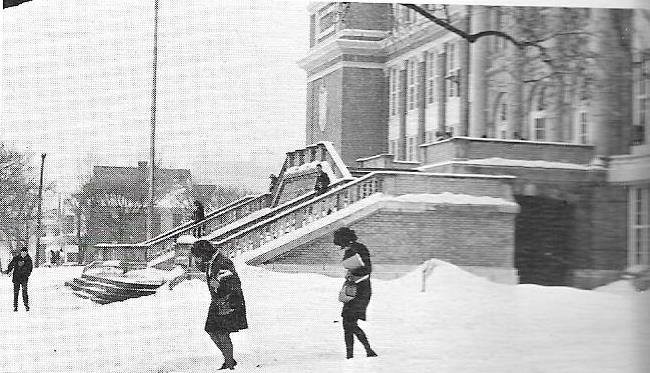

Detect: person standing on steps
191,240,248,370
314,163,330,196
192,200,206,237
334,227,377,359
3,247,33,312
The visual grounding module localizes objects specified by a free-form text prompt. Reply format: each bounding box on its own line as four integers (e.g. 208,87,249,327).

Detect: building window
530,85,548,141
446,42,459,97
406,137,417,161
389,140,398,155
426,51,436,104
537,86,547,111
578,111,588,144
315,3,341,43
629,186,649,267
534,118,546,141
495,93,508,139
407,59,416,111
495,8,508,51
633,58,649,145
389,67,398,116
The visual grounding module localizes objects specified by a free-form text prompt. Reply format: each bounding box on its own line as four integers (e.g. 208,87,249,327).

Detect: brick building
297,3,650,287
85,161,192,247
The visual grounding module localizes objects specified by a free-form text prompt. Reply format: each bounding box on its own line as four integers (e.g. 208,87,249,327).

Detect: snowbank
1,260,647,373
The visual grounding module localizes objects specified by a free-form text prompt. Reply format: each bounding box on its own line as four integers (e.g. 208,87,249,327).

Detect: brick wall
345,3,393,31
271,209,516,271
341,67,389,166
588,184,628,269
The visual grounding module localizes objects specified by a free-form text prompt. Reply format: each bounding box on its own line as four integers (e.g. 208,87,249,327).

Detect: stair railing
213,172,385,256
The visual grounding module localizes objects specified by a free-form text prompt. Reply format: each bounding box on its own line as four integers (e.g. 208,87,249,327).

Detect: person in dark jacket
333,227,377,359
192,200,206,236
3,247,33,312
314,163,330,196
191,240,247,370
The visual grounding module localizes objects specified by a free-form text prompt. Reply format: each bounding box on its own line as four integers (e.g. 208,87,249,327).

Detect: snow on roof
390,193,518,207
419,157,590,171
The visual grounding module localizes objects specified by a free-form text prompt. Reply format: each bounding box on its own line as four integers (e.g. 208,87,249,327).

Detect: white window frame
496,94,508,139
315,3,340,41
530,86,548,141
577,110,588,145
629,186,649,267
389,67,398,116
426,50,436,104
634,58,649,145
389,139,398,156
446,42,459,97
407,59,416,111
406,137,415,161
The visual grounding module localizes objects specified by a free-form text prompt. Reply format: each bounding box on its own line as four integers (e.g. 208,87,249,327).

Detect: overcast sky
2,0,309,193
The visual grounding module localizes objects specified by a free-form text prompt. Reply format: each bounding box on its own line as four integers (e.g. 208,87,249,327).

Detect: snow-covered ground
1,260,648,373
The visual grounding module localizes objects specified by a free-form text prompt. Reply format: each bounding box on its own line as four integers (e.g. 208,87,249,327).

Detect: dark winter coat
341,242,372,321
7,254,33,284
193,204,205,221
204,252,248,333
314,171,330,194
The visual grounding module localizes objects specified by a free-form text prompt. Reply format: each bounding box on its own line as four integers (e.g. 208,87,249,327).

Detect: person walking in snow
3,247,33,312
314,163,330,196
192,200,206,237
191,240,247,370
334,227,377,359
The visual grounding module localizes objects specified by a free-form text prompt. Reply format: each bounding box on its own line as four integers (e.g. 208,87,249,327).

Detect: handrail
138,195,258,246
96,194,269,249
203,177,353,244
211,170,516,258
212,172,383,254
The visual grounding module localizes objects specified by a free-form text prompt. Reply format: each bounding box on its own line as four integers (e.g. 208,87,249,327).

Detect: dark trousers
342,317,373,357
13,280,28,309
207,331,234,364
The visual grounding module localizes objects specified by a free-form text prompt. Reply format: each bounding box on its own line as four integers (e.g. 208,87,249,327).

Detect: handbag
338,282,357,303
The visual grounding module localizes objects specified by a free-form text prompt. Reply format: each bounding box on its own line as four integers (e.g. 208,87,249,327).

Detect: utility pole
147,0,159,240
35,153,46,267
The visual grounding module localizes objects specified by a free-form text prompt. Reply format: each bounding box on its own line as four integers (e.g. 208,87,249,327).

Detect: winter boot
366,349,377,357
218,359,237,370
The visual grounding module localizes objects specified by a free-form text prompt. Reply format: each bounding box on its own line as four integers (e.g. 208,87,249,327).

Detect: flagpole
147,0,159,240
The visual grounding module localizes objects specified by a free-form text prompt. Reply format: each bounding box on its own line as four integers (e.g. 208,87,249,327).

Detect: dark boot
218,359,236,370
352,322,376,357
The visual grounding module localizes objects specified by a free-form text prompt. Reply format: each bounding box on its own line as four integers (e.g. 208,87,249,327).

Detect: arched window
530,85,548,141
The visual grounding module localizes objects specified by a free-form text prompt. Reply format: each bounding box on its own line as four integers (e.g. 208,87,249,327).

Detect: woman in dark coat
334,227,377,359
191,240,247,370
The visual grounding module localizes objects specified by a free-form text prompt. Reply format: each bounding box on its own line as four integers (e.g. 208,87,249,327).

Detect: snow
1,260,648,373
419,157,590,171
392,192,518,207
